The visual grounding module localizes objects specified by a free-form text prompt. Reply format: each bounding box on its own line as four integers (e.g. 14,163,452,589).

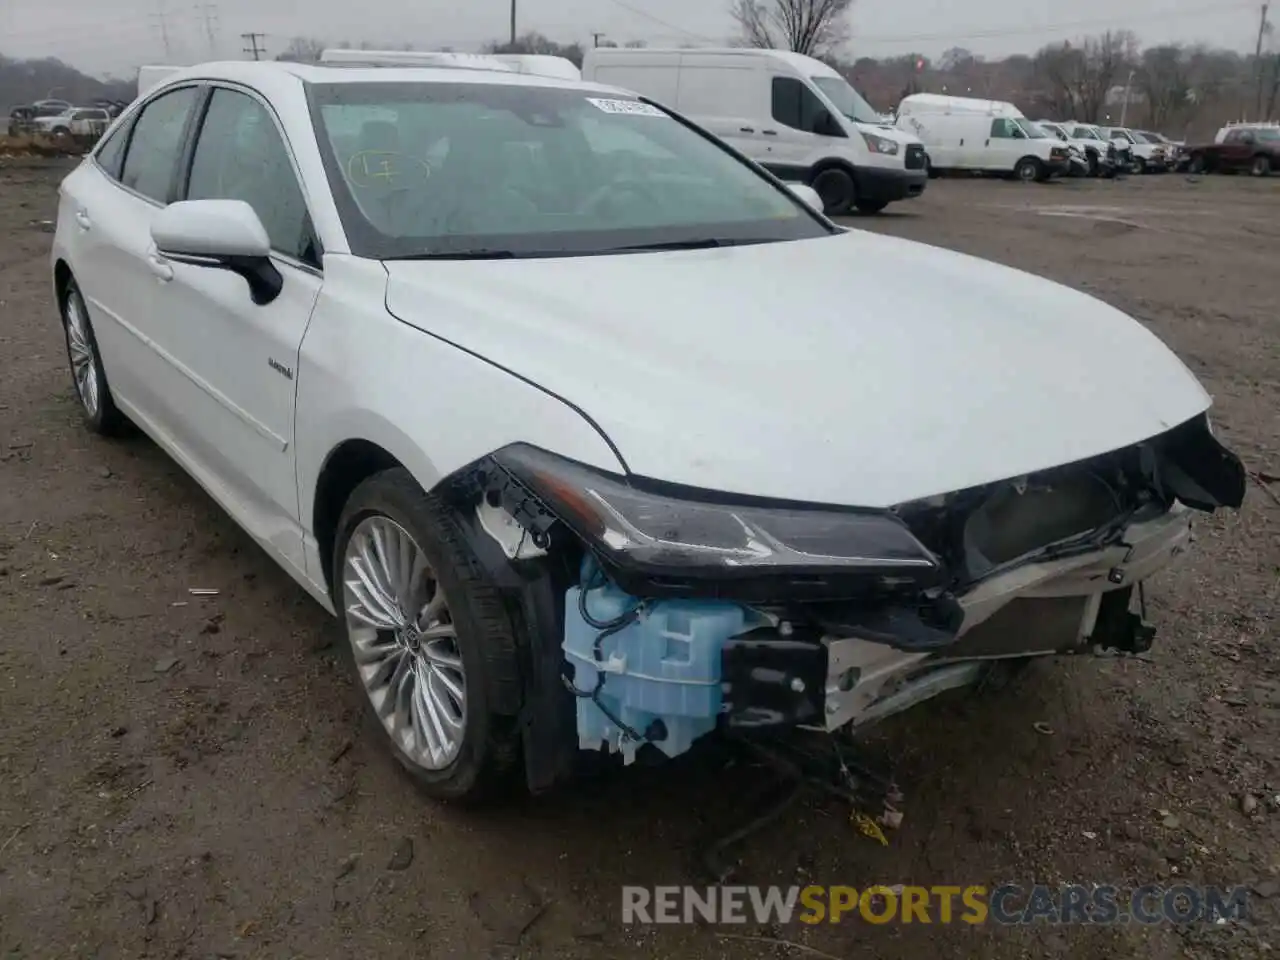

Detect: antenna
241,31,267,61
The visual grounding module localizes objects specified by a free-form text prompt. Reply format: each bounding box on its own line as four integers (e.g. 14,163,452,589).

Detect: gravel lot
1,161,1278,960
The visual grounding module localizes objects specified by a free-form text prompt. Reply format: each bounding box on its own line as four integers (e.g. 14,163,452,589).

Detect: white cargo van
316,49,580,81
488,53,581,81
137,65,183,99
580,47,927,216
895,94,1071,181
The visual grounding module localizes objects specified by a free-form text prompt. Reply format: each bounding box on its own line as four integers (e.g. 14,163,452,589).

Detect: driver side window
990,118,1019,139
186,88,316,266
771,77,837,135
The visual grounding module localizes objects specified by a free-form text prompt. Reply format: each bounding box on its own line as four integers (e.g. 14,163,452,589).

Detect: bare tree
728,0,853,57
486,31,587,68
1079,30,1139,122
1032,42,1083,117
276,36,326,63
1032,31,1137,121
1138,44,1191,129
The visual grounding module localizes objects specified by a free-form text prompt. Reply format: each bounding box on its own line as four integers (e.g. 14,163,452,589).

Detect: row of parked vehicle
894,94,1189,181
6,98,124,138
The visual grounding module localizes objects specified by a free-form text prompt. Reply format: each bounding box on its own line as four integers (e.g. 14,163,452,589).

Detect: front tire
333,468,522,803
1251,155,1272,177
1014,157,1042,182
61,279,127,436
811,167,856,216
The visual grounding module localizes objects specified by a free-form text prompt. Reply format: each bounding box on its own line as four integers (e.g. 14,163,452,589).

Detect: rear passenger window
119,86,198,203
94,120,130,180
771,77,831,134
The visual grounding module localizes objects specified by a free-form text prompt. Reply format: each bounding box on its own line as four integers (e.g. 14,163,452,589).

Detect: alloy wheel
341,515,466,770
64,292,100,418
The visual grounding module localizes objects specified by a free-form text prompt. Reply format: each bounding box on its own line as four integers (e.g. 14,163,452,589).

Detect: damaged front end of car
442,413,1245,793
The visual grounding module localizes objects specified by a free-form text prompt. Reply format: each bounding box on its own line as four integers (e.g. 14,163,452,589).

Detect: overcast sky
0,0,1268,79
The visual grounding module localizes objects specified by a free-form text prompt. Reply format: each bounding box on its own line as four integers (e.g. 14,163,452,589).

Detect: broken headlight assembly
489,444,946,599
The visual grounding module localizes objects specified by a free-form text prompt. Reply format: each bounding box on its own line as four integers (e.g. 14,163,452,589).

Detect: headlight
860,132,900,155
491,444,942,586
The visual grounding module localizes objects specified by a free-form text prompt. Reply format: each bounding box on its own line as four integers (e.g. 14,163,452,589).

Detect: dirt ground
1,161,1278,960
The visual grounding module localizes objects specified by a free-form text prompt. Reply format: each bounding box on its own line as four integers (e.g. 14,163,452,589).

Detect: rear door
59,84,203,419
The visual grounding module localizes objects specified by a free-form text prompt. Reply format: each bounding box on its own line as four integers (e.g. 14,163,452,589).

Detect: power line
604,0,716,41
241,31,266,60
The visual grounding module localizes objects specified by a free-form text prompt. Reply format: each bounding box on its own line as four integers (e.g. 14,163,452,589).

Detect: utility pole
152,1,173,58
592,32,607,48
509,0,517,45
1254,3,1271,120
196,1,219,57
1119,68,1135,127
241,32,266,60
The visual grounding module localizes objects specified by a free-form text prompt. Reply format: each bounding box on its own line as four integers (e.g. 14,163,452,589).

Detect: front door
148,85,323,571
765,76,844,179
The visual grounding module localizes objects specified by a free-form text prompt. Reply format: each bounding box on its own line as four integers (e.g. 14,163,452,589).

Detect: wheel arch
53,258,73,309
310,434,420,600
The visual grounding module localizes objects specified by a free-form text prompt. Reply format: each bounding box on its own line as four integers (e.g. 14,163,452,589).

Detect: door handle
74,210,91,230
762,129,778,136
147,254,174,282
739,126,755,133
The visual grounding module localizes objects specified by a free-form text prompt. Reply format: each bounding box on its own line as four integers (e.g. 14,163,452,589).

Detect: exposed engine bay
445,413,1245,792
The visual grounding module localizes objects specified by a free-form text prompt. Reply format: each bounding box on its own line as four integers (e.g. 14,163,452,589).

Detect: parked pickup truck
1186,124,1279,177
33,107,112,138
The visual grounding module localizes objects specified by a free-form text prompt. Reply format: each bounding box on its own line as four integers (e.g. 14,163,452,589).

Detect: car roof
154,59,621,97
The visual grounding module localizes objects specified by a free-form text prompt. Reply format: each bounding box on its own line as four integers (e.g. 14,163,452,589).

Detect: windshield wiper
387,250,520,261
603,238,763,253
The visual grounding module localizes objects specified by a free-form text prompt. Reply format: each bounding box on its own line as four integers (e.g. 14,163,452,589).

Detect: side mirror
151,199,283,306
784,182,825,216
810,109,842,138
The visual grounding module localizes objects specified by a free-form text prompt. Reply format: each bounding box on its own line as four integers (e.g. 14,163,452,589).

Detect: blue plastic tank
563,568,755,763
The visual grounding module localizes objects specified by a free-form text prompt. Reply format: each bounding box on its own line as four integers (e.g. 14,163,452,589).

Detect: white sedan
52,60,1245,802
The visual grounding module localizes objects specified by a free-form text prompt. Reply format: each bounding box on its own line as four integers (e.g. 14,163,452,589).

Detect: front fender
295,256,625,547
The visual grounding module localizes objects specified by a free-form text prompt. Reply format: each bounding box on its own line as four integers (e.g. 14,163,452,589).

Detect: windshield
1012,118,1042,139
1072,126,1102,140
810,76,882,124
308,81,829,259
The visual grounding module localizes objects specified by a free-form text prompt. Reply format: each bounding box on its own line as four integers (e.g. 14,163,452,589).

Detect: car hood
383,231,1210,508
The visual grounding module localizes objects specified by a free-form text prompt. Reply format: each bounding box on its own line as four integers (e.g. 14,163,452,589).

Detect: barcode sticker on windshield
586,97,666,117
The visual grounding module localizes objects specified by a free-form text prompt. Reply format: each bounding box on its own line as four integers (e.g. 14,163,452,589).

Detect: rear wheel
1014,157,1042,182
1250,154,1272,177
811,167,856,216
333,468,522,803
61,278,127,436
